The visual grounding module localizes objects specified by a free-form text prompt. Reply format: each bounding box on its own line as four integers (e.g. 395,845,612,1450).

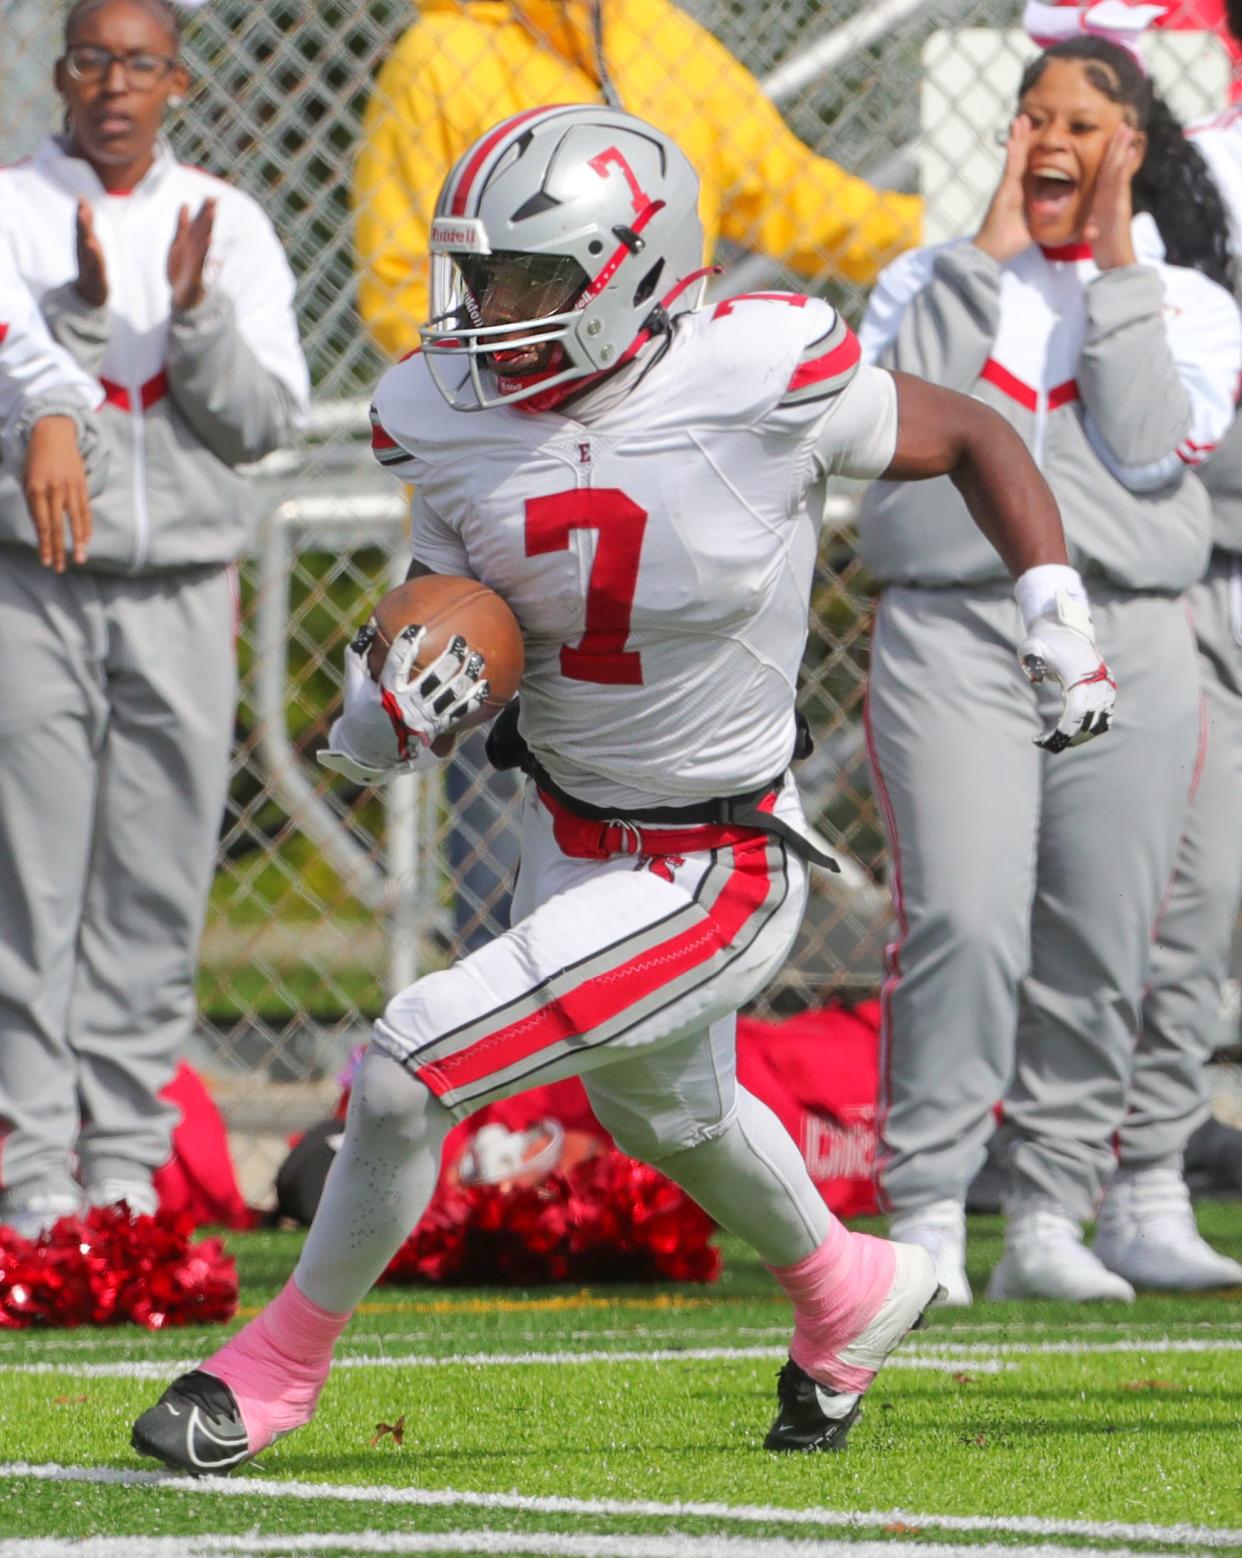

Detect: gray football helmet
421,104,707,411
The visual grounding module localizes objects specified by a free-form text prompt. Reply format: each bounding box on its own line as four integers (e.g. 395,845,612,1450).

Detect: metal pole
762,0,932,106
383,545,424,997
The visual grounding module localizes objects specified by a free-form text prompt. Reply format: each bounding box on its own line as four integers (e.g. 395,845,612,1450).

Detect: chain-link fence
3,0,1236,1195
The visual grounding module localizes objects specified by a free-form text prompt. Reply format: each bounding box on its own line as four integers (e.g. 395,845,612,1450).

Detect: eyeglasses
63,45,178,90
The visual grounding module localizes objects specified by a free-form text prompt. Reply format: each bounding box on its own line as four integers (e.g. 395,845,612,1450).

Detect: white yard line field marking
0,1532,1213,1558
4,1317,1242,1358
5,1464,1240,1551
0,1345,1004,1381
6,1333,1242,1382
0,1323,802,1356
922,1320,1242,1335
907,1338,1242,1358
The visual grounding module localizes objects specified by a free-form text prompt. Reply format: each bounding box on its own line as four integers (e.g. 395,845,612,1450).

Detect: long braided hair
1019,36,1234,292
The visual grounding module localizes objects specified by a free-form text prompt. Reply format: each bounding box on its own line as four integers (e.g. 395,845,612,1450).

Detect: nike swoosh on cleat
186,1406,250,1470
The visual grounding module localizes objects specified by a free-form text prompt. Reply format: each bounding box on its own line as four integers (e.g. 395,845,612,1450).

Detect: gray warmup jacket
0,137,309,572
857,215,1241,591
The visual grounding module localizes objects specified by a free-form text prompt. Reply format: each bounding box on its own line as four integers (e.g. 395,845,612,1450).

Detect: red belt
537,787,774,861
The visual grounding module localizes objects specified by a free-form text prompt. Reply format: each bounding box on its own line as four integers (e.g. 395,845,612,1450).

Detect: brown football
366,574,524,729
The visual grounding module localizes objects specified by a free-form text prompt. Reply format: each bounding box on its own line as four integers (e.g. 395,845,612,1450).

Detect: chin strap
510,265,723,416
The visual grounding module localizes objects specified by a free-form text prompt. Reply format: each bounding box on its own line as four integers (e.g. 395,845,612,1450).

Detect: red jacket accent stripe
1039,242,1094,262
415,839,773,1096
980,357,1037,410
786,328,861,393
100,369,168,413
1047,377,1080,410
981,358,1078,413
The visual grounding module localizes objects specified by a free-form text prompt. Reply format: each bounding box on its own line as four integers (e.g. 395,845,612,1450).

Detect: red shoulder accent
712,292,809,321
371,423,398,451
787,329,860,392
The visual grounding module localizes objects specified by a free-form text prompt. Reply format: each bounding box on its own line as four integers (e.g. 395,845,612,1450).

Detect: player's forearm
949,405,1070,577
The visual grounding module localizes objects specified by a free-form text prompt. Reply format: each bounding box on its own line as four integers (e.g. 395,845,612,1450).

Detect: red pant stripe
415,840,773,1098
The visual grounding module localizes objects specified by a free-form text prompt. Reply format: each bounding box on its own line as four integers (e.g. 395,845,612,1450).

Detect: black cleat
763,1359,864,1451
764,1249,945,1452
131,1369,253,1475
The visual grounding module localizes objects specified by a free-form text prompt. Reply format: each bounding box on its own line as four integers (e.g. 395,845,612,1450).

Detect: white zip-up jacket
1186,109,1242,556
858,215,1241,591
0,233,104,481
0,136,309,572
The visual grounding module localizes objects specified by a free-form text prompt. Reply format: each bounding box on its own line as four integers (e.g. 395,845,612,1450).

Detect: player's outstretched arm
882,370,1115,751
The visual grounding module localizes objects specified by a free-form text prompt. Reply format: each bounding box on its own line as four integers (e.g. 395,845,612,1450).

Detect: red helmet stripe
581,199,665,301
449,106,570,217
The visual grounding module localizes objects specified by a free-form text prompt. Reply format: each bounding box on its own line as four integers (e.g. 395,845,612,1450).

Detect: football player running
132,106,1114,1471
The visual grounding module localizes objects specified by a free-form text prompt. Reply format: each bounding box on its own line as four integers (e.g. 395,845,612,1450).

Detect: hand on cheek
1084,125,1141,271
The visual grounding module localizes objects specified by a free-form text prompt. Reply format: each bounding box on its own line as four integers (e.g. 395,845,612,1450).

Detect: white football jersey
371,293,896,809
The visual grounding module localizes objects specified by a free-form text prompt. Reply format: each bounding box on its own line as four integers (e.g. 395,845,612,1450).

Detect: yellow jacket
353,0,922,357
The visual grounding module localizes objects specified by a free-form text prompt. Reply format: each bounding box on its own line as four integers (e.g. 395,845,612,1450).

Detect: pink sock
767,1218,897,1393
203,1277,350,1453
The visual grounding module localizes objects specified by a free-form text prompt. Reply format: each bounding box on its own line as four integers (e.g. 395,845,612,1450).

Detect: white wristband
1014,563,1089,632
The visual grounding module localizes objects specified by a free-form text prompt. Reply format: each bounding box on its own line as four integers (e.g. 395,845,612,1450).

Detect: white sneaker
1094,1168,1242,1291
86,1177,159,1218
987,1205,1135,1302
888,1199,972,1306
0,1189,84,1240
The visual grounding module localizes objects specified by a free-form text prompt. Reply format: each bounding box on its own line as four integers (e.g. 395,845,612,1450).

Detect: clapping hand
74,200,108,308
167,198,216,312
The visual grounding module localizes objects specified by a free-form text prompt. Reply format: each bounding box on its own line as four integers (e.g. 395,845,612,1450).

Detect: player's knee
347,1046,451,1154
588,1091,732,1165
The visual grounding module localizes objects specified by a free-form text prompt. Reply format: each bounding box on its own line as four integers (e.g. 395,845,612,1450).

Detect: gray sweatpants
1123,553,1242,1171
0,546,235,1200
868,583,1199,1223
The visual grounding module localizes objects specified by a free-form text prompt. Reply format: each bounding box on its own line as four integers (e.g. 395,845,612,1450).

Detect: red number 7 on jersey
525,488,648,685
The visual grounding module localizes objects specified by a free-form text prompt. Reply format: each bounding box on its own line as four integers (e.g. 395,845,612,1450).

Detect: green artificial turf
2,1213,1242,1554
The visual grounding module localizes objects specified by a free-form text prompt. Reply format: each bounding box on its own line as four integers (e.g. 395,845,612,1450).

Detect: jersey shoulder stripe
369,353,480,476
370,411,411,468
782,312,861,407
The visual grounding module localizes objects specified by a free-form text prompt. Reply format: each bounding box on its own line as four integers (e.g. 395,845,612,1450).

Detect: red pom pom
379,1148,721,1288
0,1206,238,1329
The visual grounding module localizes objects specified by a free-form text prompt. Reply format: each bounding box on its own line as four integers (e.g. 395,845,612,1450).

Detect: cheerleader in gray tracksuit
859,30,1241,1303
1094,77,1242,1293
0,0,309,1238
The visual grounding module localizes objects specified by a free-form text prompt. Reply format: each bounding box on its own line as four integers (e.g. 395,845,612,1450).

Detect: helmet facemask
425,250,591,408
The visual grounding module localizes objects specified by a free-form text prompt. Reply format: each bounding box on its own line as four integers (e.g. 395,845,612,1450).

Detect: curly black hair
64,0,182,49
1019,37,1234,292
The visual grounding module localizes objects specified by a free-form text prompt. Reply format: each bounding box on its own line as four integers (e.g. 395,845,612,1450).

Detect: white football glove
1018,587,1116,753
316,621,490,785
